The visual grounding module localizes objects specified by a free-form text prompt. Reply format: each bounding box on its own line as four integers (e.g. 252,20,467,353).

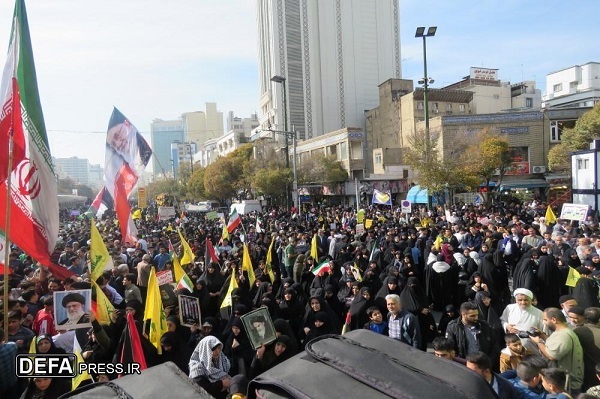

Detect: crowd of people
1,200,600,399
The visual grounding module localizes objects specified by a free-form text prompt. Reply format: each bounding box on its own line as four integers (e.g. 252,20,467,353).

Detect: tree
297,153,348,185
548,103,600,173
547,143,571,173
186,166,206,200
403,126,476,199
145,178,186,201
203,144,254,201
463,130,511,206
561,102,600,151
251,165,292,199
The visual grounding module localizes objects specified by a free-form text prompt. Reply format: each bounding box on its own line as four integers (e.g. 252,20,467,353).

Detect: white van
230,200,262,215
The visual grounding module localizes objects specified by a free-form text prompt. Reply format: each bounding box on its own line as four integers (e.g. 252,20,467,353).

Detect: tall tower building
150,119,184,177
256,0,401,140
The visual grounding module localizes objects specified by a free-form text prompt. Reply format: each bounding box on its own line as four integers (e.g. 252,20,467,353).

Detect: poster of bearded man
53,289,92,330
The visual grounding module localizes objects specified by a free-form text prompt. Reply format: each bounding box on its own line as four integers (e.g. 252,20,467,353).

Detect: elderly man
58,292,90,326
500,288,547,352
386,294,421,349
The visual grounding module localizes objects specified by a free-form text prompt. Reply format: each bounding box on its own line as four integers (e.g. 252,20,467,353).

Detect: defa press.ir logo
15,354,77,378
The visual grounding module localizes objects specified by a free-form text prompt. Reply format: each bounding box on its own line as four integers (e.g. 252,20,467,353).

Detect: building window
432,103,439,111
577,158,590,170
493,94,500,100
550,121,562,143
446,104,452,111
570,81,578,90
375,154,382,164
525,98,533,108
459,104,466,112
417,102,424,110
553,83,562,92
341,142,348,160
403,169,409,179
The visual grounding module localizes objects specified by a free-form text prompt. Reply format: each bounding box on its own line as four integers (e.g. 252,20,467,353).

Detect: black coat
445,318,499,361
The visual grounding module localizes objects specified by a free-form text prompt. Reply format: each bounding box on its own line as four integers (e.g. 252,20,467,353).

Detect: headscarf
189,336,231,382
399,277,429,312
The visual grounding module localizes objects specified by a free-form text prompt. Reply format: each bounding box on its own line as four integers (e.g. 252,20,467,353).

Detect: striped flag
227,208,241,233
205,238,219,264
0,0,69,280
311,260,331,276
173,254,193,293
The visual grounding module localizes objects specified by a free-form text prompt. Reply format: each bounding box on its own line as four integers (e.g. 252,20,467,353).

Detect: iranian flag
0,1,69,280
311,260,331,276
227,208,241,233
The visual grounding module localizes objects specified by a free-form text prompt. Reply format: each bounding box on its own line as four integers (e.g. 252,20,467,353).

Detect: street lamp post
415,26,437,209
260,127,299,217
271,75,291,210
270,75,289,168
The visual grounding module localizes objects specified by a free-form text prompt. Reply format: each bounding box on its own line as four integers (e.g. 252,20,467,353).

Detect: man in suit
58,292,90,327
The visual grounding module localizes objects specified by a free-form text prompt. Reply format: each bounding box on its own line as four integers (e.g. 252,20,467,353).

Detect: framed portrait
241,307,277,350
53,289,92,330
178,295,201,328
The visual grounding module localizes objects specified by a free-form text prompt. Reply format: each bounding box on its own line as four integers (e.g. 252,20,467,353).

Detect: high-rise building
150,119,184,177
182,102,224,145
55,157,90,185
256,0,400,141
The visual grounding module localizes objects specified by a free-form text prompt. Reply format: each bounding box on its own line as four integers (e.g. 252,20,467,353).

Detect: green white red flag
0,0,69,280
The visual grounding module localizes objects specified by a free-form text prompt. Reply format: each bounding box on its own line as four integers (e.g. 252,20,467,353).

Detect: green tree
548,103,600,173
561,103,600,151
145,178,186,201
297,153,348,185
186,166,206,200
547,143,571,172
463,130,511,206
252,165,292,199
203,144,254,201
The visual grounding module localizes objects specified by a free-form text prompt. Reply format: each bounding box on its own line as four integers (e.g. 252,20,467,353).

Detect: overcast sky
0,0,598,169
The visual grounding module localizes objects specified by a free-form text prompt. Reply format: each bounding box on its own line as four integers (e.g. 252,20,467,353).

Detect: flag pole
3,105,15,331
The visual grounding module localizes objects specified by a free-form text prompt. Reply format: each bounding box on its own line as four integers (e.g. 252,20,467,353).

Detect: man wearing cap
500,288,547,352
58,292,90,326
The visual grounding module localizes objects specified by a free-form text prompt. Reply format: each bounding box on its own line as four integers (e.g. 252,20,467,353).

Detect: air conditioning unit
532,166,546,173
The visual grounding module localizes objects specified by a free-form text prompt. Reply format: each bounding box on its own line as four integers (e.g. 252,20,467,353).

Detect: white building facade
256,0,401,141
543,62,600,109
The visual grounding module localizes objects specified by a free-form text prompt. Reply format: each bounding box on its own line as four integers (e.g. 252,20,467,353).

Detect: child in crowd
363,306,388,335
500,333,534,373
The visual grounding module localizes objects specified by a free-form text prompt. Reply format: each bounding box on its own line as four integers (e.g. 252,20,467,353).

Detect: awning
406,185,429,204
499,179,549,190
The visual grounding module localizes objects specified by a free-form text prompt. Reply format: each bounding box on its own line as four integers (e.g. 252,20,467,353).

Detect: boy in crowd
500,333,535,372
364,306,388,335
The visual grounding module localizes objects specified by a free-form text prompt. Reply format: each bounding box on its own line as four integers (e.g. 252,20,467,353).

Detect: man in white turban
500,288,548,352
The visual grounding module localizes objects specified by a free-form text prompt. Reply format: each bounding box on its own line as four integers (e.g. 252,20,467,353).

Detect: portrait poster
241,307,277,350
53,289,92,330
178,295,201,328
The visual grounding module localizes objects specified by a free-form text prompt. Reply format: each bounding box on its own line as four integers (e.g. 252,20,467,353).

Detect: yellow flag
221,220,229,241
29,336,36,354
144,267,167,354
172,252,186,283
92,281,114,325
177,229,195,266
265,238,275,282
434,235,443,251
545,206,557,225
90,218,114,282
132,209,142,220
220,271,239,309
365,219,373,229
72,334,92,389
310,234,319,260
242,243,256,286
565,266,581,287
